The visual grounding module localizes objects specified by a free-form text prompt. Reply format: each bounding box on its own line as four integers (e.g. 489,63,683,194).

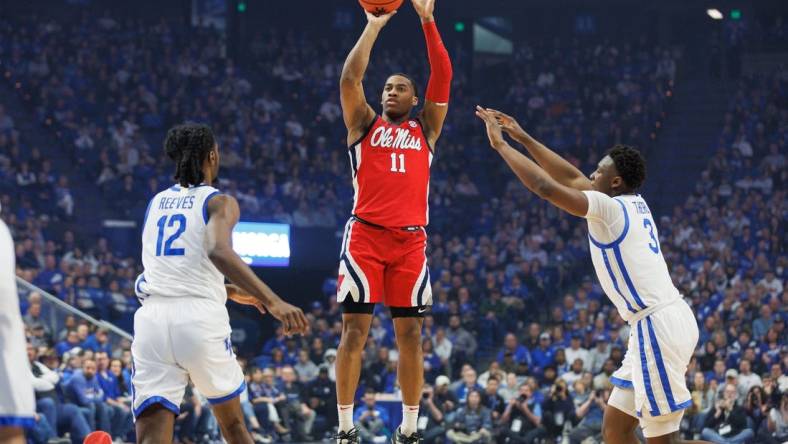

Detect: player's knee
394,322,422,350
601,418,634,444
340,324,367,351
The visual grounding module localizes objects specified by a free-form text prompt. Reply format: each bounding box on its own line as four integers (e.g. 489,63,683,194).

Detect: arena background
1,0,785,442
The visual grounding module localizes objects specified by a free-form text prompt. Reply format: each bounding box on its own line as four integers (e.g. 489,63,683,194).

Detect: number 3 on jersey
390,153,405,173
643,218,659,254
156,214,186,256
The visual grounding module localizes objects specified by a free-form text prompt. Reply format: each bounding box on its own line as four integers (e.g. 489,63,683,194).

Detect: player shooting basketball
334,1,452,443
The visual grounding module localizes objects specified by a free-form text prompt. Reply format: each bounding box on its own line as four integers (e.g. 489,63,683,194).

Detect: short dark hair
607,144,646,191
388,72,419,97
164,123,216,187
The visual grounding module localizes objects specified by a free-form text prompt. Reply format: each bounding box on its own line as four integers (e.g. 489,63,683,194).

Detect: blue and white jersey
583,191,681,323
135,184,226,304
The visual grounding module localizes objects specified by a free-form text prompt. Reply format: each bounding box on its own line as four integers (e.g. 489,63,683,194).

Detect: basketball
358,0,403,16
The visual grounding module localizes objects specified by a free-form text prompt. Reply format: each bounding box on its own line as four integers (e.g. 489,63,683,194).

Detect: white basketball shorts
131,296,245,420
0,220,35,428
607,298,698,437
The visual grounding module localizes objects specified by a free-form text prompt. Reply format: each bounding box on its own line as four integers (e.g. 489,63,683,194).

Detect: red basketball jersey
349,116,433,227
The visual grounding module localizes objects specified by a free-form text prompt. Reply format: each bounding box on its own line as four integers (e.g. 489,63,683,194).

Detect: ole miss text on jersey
349,115,433,228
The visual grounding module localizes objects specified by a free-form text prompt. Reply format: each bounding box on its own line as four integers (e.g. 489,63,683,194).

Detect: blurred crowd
0,7,785,444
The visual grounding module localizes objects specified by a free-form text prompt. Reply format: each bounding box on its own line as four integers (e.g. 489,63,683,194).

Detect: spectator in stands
55,329,81,357
701,383,755,443
500,382,545,444
568,386,608,444
497,333,531,368
687,371,717,438
278,366,315,441
737,360,763,395
434,375,459,414
94,352,132,439
564,334,590,371
305,366,336,438
481,376,506,425
419,384,447,444
455,368,483,405
587,335,610,375
353,388,390,443
561,359,585,387
64,358,111,435
763,392,788,443
294,349,318,384
446,389,492,444
541,378,574,440
28,343,90,443
447,315,477,368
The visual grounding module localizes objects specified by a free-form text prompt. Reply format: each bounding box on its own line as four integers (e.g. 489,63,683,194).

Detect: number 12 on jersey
155,214,186,256
390,153,406,173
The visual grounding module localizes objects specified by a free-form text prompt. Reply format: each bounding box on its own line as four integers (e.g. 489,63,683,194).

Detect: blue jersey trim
613,246,648,310
134,274,150,298
600,249,638,314
646,317,679,411
207,381,247,405
203,191,221,224
610,376,634,390
588,198,629,249
672,399,693,412
170,185,180,192
133,396,180,419
637,320,661,417
142,198,154,229
0,416,36,429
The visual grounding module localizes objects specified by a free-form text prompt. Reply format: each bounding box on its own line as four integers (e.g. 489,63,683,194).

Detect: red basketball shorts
337,217,432,308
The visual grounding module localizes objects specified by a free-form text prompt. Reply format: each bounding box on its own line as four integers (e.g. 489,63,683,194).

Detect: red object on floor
83,431,112,444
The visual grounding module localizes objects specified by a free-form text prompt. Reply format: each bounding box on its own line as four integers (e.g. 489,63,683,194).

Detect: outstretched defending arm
486,109,592,191
206,194,308,335
413,0,452,147
340,10,396,145
476,106,589,217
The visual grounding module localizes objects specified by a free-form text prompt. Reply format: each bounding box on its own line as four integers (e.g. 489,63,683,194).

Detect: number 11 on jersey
390,153,405,173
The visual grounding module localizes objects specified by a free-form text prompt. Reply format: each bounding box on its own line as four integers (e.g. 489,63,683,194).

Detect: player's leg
172,299,252,444
603,327,640,444
211,397,254,444
131,300,189,444
0,427,25,444
136,405,176,444
336,310,374,430
392,314,425,437
602,392,640,444
335,219,383,438
386,228,431,440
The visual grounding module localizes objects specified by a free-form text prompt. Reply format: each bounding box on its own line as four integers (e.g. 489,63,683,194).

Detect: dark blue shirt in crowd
65,370,106,406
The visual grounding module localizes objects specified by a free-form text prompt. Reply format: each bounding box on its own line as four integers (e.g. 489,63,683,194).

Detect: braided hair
607,144,646,191
164,123,216,187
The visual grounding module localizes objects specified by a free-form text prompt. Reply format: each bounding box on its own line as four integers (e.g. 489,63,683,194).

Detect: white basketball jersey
583,191,681,323
136,184,226,304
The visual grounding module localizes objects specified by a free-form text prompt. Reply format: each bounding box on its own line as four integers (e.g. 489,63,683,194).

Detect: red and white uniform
338,116,433,307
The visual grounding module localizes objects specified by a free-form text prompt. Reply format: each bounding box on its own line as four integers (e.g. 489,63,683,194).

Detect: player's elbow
532,177,553,199
208,244,233,268
340,71,361,87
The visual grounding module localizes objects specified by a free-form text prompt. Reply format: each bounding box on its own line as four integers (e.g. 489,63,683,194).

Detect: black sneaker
392,427,422,444
334,427,361,444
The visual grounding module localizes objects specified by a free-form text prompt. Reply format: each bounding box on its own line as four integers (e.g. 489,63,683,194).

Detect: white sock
400,404,419,436
337,404,354,433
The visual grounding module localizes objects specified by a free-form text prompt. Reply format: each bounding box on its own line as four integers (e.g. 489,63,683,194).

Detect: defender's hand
268,300,309,336
486,109,526,139
226,284,266,315
476,106,507,151
365,10,397,29
411,0,435,21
